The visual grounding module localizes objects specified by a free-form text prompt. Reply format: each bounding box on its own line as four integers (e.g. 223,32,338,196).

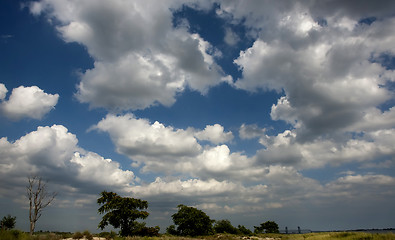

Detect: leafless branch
26,176,57,235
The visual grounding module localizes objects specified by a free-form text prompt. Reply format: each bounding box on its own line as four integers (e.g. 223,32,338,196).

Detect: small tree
26,176,57,235
171,204,214,236
214,219,238,234
1,214,16,230
237,225,252,235
97,191,149,237
254,220,279,234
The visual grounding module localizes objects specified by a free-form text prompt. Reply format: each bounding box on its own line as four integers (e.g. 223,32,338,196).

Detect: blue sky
1,0,395,233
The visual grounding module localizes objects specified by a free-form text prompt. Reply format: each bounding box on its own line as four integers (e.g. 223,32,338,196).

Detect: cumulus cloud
15,0,395,229
93,114,241,177
194,124,234,144
30,0,229,111
0,125,135,199
255,128,395,169
93,114,202,160
92,114,261,180
0,83,7,100
0,84,59,120
239,123,266,139
219,1,395,142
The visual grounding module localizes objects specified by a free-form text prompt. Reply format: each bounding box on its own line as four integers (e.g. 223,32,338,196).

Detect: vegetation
237,225,253,235
2,188,393,240
170,204,214,236
1,214,16,230
254,220,280,233
83,230,93,240
0,230,394,240
72,231,83,239
214,219,238,234
97,191,150,237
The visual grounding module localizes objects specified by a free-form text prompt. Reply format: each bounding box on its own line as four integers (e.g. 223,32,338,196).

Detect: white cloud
132,177,239,198
31,0,229,111
324,173,395,202
0,85,59,120
224,27,240,46
216,1,395,143
0,83,7,100
195,124,234,144
0,125,136,200
239,124,266,139
93,114,202,160
92,114,256,179
255,128,395,169
198,145,232,172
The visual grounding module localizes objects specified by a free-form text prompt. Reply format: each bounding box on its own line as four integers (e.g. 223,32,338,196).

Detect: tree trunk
30,221,35,235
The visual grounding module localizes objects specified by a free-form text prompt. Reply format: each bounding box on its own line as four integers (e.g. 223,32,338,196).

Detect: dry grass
1,231,395,240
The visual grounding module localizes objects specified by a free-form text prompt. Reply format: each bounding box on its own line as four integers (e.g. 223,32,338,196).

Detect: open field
1,231,395,240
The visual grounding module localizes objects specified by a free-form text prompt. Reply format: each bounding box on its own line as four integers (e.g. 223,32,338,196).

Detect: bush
171,204,214,236
237,225,252,235
0,229,30,240
82,230,93,240
72,231,84,239
254,221,279,234
98,231,117,240
214,220,238,234
166,225,178,235
1,215,16,230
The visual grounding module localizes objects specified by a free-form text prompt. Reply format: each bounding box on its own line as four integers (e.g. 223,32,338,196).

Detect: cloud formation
195,124,234,144
0,84,59,120
3,0,392,231
92,114,240,177
0,125,135,201
213,1,395,143
29,0,229,111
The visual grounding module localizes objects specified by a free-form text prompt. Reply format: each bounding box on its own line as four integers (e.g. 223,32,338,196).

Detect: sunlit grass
1,231,394,240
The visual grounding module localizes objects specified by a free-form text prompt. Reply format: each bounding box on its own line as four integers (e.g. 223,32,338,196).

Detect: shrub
166,225,178,235
214,220,238,234
1,215,16,230
72,231,84,239
254,221,279,234
171,204,214,236
237,225,252,235
0,229,30,240
83,230,93,240
98,231,117,240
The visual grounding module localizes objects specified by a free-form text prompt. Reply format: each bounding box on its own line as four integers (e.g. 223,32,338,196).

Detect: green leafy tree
171,204,214,236
97,191,149,237
214,219,238,234
1,214,16,230
166,225,178,235
237,225,252,235
254,221,279,233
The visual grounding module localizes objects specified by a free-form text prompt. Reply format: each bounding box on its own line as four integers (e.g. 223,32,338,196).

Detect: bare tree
26,176,57,235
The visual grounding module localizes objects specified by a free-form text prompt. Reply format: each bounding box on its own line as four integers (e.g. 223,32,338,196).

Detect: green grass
1,231,394,240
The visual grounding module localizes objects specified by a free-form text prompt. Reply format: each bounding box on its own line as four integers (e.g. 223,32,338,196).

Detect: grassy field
1,231,394,240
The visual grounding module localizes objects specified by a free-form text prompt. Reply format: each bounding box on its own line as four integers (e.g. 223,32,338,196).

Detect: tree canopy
1,215,16,230
97,191,149,237
214,219,238,234
254,220,279,233
170,204,214,236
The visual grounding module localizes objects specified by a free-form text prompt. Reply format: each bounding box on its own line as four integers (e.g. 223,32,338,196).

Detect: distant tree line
3,176,279,238
97,191,279,237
